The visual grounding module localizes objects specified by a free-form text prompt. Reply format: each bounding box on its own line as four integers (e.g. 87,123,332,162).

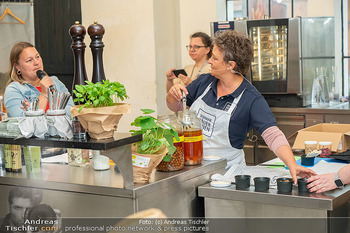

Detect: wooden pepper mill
69,21,89,98
88,20,106,83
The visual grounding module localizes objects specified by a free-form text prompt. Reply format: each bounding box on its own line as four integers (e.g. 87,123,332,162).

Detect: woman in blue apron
166,30,316,183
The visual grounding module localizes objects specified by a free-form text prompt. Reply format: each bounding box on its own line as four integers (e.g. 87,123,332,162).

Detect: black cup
277,177,293,193
298,178,310,193
235,175,251,190
254,177,270,192
301,155,315,166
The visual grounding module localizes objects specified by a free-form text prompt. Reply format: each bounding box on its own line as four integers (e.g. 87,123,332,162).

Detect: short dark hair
213,30,253,75
8,187,43,206
190,32,213,58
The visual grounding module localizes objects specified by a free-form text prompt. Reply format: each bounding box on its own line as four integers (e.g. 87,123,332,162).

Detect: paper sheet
309,160,347,174
41,153,68,164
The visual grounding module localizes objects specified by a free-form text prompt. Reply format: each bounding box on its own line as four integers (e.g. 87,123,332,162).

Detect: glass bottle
11,145,22,172
312,67,329,108
177,110,203,165
0,96,5,121
3,144,11,172
67,148,90,167
72,117,86,139
156,114,184,172
0,144,4,170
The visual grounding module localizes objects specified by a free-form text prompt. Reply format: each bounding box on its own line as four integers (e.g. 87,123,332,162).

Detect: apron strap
227,88,246,115
196,60,209,78
197,81,213,100
196,82,245,115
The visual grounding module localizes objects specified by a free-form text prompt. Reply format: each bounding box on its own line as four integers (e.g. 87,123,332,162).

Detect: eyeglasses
186,45,207,51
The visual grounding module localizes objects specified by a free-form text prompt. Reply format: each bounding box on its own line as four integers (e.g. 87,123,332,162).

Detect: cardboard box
291,123,350,152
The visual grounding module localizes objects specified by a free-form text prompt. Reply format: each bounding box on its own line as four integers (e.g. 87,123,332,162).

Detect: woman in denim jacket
4,42,74,118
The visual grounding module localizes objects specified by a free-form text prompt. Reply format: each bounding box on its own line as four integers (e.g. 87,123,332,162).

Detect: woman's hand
178,74,192,86
307,173,337,193
20,99,30,110
166,68,176,81
288,164,317,184
167,84,188,103
39,76,54,95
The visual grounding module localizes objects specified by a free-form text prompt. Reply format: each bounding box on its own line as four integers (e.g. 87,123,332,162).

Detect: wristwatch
334,172,344,189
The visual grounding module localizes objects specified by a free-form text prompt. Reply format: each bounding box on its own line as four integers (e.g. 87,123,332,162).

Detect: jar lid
319,141,332,145
304,141,317,145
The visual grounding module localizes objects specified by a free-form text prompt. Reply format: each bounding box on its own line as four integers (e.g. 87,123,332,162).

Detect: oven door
242,18,301,96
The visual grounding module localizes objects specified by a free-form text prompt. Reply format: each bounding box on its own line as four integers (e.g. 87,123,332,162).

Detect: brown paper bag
70,103,131,139
132,145,167,183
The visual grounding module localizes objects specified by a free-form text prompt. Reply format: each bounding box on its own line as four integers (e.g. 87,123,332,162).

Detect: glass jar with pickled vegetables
156,114,184,172
177,110,203,165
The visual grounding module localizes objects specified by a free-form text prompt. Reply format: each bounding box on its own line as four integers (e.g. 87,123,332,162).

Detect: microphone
36,70,56,92
210,68,245,78
210,67,231,72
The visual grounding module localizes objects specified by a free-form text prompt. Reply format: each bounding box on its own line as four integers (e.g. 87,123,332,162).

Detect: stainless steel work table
0,158,225,218
198,179,350,233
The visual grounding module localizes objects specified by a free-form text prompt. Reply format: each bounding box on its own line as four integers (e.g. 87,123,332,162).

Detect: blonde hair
6,42,35,86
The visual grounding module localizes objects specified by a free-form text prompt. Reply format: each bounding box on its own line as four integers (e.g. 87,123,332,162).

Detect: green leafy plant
130,109,179,161
73,80,128,112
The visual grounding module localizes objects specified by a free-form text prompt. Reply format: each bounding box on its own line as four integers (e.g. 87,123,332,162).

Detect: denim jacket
4,76,75,118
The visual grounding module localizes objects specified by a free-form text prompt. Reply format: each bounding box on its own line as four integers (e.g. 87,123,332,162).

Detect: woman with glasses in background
166,32,212,92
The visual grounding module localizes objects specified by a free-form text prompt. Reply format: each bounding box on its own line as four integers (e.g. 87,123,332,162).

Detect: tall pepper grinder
69,21,89,98
88,20,106,83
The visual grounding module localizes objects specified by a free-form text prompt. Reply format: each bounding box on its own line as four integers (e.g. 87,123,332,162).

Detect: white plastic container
92,150,110,171
319,141,332,157
304,141,317,154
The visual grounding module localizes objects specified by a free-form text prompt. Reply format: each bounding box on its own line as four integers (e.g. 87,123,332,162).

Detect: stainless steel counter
271,102,350,114
199,183,350,212
198,179,350,233
0,159,226,218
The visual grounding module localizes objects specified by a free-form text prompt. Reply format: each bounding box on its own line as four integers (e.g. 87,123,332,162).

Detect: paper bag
70,103,131,139
132,145,167,183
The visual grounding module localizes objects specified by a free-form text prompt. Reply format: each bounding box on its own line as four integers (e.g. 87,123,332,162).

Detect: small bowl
254,177,270,192
298,178,310,193
235,175,251,190
277,177,293,193
301,155,315,166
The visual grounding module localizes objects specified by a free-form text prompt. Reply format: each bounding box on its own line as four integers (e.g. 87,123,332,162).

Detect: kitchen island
0,133,226,218
198,178,350,233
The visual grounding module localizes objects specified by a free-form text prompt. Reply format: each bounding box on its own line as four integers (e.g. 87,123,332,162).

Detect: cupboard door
34,0,82,93
324,115,350,124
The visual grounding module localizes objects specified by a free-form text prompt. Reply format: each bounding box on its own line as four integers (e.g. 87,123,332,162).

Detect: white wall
307,0,334,17
179,0,218,67
153,0,180,116
81,0,217,132
82,0,157,133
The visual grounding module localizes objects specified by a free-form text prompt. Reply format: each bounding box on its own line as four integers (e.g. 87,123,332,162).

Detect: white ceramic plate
210,180,231,188
203,155,222,161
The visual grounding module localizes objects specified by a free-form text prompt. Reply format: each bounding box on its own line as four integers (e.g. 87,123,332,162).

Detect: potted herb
70,80,131,139
129,109,179,183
